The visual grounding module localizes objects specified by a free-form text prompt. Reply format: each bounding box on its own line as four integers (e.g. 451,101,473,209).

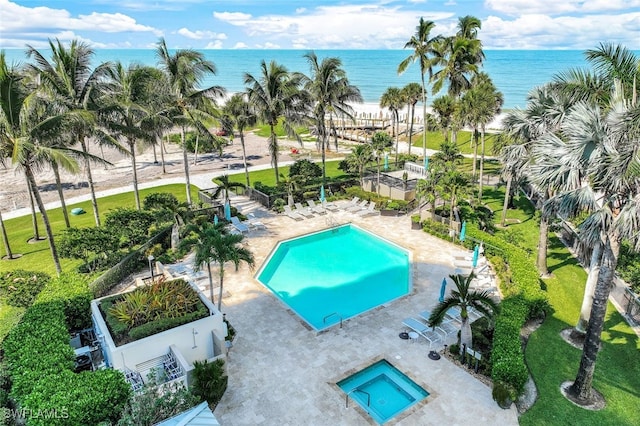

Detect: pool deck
207,196,519,426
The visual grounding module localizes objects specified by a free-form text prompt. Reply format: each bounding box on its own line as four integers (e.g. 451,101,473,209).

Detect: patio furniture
294,202,315,218
307,200,327,214
402,318,441,349
283,205,304,221
356,201,378,217
346,199,369,212
230,216,249,234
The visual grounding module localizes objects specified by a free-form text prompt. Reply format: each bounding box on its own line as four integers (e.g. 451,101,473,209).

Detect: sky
1,0,639,50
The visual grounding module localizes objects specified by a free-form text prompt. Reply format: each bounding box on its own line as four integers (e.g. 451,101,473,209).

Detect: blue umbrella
224,200,231,221
459,221,467,242
320,185,326,203
384,153,389,171
472,244,479,268
424,156,429,171
439,277,447,303
214,214,219,225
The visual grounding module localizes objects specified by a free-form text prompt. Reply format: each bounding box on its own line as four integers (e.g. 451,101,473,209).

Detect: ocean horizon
3,48,626,110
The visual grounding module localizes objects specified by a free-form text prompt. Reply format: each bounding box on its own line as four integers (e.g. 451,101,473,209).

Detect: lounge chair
230,216,249,234
402,318,442,349
283,205,304,221
356,201,378,217
306,200,327,214
246,213,266,230
323,200,340,211
338,196,360,209
346,199,368,212
294,202,315,218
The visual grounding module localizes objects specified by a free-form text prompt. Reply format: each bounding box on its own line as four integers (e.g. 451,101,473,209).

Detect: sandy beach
0,102,504,214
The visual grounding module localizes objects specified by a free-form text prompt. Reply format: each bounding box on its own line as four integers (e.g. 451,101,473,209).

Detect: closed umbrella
472,244,479,268
439,277,447,303
320,185,326,203
384,153,389,171
459,221,467,242
214,214,219,225
424,156,429,171
224,200,231,221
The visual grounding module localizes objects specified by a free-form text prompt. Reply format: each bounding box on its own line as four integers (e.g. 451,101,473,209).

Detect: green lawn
225,160,349,187
411,130,499,156
484,188,640,425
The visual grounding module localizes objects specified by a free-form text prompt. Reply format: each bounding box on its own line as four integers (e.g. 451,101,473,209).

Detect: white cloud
177,28,227,40
485,0,640,15
233,42,249,49
204,40,224,49
256,42,281,49
0,0,162,38
213,4,454,49
482,12,640,49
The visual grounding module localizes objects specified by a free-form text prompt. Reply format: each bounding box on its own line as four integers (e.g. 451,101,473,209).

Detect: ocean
2,48,602,110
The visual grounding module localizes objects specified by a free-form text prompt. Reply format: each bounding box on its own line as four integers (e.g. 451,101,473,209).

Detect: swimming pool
338,359,429,424
256,224,411,330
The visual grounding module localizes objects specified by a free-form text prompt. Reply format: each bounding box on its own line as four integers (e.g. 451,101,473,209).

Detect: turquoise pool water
256,224,410,330
338,359,429,424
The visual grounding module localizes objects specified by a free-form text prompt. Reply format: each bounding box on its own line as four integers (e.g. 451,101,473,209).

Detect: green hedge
129,308,208,341
0,270,50,308
2,273,131,425
421,219,550,398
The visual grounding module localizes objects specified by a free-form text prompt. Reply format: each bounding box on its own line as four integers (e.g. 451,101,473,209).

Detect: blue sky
1,0,639,50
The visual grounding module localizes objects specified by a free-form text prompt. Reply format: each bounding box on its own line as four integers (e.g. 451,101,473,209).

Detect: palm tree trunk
421,75,427,162
394,112,400,165
239,132,250,187
181,126,192,205
129,141,141,210
408,104,415,156
25,166,61,275
0,211,14,259
472,128,478,182
207,263,214,303
80,137,101,227
568,236,620,403
152,141,158,164
26,178,41,240
575,241,603,334
193,134,199,165
376,157,381,194
501,175,512,227
270,125,280,184
218,263,225,311
161,134,167,174
52,162,70,228
459,316,472,354
537,214,550,277
478,126,486,202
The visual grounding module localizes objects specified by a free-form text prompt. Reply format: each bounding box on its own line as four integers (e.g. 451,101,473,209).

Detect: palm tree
398,18,442,162
221,93,257,187
497,141,529,227
27,39,112,226
346,143,373,186
101,63,159,210
431,95,457,142
370,131,393,194
0,52,79,275
244,60,308,184
428,272,498,354
401,82,422,156
187,223,254,310
212,174,246,203
0,211,18,259
380,87,403,165
303,52,361,185
156,38,225,205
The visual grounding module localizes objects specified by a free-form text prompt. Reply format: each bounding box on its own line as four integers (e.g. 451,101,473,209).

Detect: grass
0,184,199,342
410,130,499,156
482,188,640,425
225,160,349,188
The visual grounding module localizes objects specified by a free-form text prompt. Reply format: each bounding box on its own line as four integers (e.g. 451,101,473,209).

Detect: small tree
370,132,393,194
428,273,499,354
289,159,322,181
57,227,120,271
191,359,228,407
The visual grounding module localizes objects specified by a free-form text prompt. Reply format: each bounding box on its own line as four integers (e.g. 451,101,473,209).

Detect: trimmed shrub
2,273,131,425
191,359,227,407
105,208,156,248
289,159,321,181
128,309,208,342
0,270,50,308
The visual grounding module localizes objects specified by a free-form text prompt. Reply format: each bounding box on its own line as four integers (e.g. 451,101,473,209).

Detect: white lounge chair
230,216,249,234
356,201,378,217
346,199,368,212
338,196,360,209
402,318,442,349
283,205,304,221
294,202,315,218
306,200,327,214
246,213,266,230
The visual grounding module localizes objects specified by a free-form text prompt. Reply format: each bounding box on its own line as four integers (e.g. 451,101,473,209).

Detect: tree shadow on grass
548,237,579,273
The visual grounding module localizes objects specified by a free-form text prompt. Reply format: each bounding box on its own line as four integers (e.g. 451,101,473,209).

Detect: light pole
148,255,155,282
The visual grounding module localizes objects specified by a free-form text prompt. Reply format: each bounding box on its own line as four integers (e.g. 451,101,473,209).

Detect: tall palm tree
156,38,225,205
428,272,499,354
401,82,422,156
212,174,246,203
431,95,457,142
221,93,257,187
398,18,442,162
346,143,373,186
245,60,308,184
27,39,112,226
380,87,403,164
187,223,254,310
0,53,79,275
100,63,159,210
0,211,17,259
370,131,393,194
303,52,361,185
497,141,529,227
